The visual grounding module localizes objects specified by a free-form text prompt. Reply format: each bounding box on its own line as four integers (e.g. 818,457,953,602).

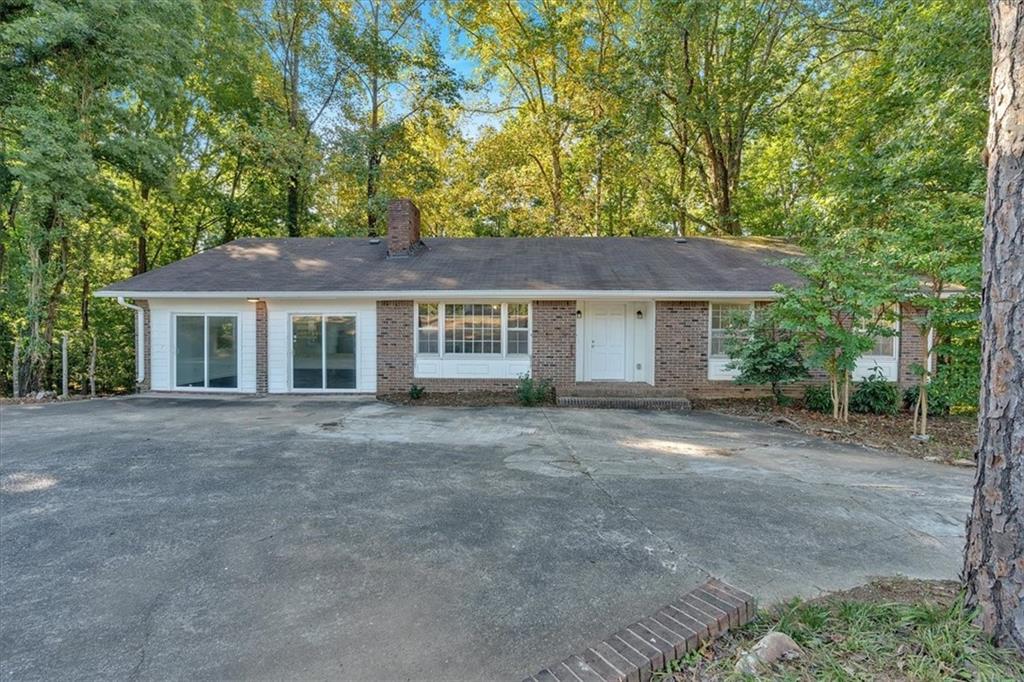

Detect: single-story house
96,199,929,398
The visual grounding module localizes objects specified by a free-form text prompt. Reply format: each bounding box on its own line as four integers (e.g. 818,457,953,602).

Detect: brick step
557,396,691,411
524,578,756,682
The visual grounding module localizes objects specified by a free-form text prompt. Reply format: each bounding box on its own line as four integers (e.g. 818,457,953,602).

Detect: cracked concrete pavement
0,396,972,680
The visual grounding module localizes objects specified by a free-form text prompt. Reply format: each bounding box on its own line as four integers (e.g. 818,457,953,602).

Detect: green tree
772,243,911,422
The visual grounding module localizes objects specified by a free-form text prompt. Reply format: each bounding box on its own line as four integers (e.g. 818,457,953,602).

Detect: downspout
116,296,145,385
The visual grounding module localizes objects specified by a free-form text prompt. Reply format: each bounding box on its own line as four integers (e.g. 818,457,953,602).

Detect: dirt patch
692,398,977,465
379,391,521,407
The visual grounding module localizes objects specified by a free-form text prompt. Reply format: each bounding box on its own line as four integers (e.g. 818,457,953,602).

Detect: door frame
287,311,362,393
583,302,628,381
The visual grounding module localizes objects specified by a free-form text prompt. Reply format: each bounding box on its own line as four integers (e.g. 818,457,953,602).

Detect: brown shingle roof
97,236,804,294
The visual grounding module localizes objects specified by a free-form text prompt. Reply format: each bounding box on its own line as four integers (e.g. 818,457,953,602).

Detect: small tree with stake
724,311,808,405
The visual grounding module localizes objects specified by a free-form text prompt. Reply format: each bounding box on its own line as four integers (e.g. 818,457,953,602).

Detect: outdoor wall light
576,310,583,319
636,310,644,320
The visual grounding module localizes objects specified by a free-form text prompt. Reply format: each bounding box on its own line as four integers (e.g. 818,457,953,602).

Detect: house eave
95,289,784,301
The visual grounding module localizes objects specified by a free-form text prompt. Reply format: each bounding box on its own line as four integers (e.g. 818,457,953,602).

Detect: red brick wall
898,303,929,388
375,299,578,395
653,300,826,399
255,301,268,393
654,301,708,389
531,300,577,390
375,300,519,394
139,299,151,392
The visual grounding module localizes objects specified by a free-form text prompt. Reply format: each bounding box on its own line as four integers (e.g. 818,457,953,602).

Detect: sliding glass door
291,315,357,390
175,315,238,389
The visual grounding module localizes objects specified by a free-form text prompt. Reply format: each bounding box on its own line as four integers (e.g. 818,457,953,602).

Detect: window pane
325,316,356,389
175,316,205,387
418,329,438,354
871,335,894,356
710,304,750,358
507,329,529,355
292,316,323,389
207,316,238,388
507,303,528,328
418,303,438,329
445,303,501,354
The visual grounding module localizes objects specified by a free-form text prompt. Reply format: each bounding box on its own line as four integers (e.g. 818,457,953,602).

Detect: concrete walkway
0,397,971,680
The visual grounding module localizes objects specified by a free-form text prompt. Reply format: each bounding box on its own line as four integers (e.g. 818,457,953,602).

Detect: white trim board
98,289,783,301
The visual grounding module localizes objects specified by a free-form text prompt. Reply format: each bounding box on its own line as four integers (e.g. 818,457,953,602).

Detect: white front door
587,304,627,380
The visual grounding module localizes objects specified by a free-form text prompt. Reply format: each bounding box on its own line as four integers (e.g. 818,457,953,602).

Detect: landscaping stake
12,339,20,399
89,333,97,397
61,332,69,398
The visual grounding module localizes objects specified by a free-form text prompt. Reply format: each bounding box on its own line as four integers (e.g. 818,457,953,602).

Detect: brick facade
189,296,931,400
898,303,929,388
255,300,268,393
139,299,151,392
375,300,522,394
530,300,577,390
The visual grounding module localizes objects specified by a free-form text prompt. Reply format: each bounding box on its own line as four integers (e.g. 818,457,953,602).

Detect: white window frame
855,307,900,381
287,312,361,393
414,302,532,359
707,301,757,380
171,312,242,392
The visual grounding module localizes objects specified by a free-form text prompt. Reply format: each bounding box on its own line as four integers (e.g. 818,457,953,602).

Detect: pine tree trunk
962,0,1024,653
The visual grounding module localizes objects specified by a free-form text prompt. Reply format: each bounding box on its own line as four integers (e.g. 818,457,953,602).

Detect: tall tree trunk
962,0,1024,653
286,174,301,237
135,185,150,275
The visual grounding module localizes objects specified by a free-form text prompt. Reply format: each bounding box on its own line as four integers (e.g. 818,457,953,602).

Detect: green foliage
850,370,900,415
515,374,553,407
903,385,951,417
408,383,425,400
803,385,833,413
724,313,808,404
0,0,985,397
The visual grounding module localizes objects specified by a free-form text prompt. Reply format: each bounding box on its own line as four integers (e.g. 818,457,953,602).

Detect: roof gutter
96,289,785,301
115,296,145,384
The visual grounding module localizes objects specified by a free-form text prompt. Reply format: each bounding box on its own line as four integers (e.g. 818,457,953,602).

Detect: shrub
516,374,553,406
804,385,833,413
409,383,425,400
850,370,899,415
724,315,809,404
902,385,951,416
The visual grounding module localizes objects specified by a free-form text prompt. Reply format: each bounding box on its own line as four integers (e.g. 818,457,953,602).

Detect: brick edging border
523,579,756,682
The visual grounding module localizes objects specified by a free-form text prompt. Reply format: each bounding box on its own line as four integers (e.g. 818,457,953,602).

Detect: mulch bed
692,398,977,466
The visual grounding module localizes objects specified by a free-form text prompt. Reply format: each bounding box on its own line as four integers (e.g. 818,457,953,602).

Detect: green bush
850,370,899,415
724,315,809,404
516,374,553,406
902,385,951,416
409,383,425,400
803,385,833,413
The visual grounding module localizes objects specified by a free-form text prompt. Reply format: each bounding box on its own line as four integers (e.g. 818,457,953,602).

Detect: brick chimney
386,199,423,257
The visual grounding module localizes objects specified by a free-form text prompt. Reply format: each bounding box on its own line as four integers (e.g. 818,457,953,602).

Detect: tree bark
962,0,1024,653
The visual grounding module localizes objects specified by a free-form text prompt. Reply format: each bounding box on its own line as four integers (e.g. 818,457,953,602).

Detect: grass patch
659,579,1023,681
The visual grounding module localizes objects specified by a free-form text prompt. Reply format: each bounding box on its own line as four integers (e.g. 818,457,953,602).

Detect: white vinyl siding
266,299,376,393
147,300,257,392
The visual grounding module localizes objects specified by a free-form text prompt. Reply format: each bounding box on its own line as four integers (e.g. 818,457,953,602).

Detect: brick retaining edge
524,578,756,682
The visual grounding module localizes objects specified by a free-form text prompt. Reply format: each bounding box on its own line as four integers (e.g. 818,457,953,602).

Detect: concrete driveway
0,397,971,680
